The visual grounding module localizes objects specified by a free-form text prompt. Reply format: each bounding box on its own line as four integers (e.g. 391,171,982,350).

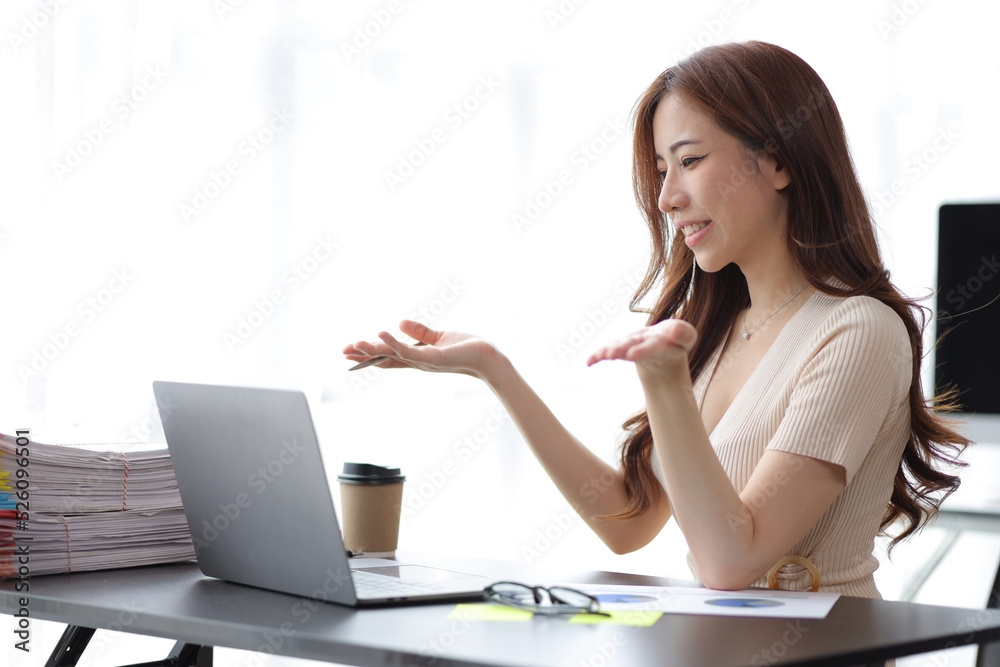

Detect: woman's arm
344,320,672,554
588,319,845,589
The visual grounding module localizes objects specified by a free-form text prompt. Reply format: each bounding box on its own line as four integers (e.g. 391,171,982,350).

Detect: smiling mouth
681,221,711,237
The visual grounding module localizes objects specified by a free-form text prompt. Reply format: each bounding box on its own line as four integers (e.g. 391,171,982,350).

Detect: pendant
742,332,750,340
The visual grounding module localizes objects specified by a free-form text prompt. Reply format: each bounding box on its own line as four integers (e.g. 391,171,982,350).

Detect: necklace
742,285,808,340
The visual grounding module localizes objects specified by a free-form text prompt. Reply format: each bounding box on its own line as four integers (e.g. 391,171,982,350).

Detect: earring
685,255,697,302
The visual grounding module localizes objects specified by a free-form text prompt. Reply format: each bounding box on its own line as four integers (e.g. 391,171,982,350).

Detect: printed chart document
565,583,840,619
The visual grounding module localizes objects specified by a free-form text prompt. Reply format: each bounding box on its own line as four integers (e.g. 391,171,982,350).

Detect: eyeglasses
483,581,610,617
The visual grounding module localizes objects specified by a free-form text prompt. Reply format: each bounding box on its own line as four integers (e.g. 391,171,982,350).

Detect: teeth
682,221,709,237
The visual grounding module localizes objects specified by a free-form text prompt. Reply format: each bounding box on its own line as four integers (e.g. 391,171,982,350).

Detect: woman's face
652,94,791,274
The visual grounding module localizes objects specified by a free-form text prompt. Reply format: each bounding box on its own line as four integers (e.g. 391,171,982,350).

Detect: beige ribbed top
651,291,912,598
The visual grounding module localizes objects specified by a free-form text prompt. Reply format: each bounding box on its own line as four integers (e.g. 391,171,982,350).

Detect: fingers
637,319,697,354
343,338,396,370
342,342,375,358
377,331,432,366
586,320,698,367
398,319,441,345
377,330,405,354
667,319,698,351
343,323,436,372
623,336,671,363
587,330,655,366
345,340,390,358
586,332,645,366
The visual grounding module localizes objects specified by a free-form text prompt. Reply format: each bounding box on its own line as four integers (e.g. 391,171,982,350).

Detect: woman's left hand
586,319,698,378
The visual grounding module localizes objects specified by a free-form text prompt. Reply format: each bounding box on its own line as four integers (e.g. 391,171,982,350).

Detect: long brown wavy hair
616,41,969,553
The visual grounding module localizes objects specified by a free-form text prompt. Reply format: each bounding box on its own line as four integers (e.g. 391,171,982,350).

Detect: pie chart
704,597,785,608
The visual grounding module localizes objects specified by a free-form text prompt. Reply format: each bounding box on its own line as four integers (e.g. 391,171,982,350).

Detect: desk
3,553,1000,667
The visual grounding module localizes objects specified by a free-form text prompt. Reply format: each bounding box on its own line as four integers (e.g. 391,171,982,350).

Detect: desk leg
44,625,96,667
42,625,213,667
162,640,213,667
976,555,1000,667
108,641,214,667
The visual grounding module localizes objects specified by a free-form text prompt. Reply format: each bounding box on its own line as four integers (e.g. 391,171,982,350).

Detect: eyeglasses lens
486,582,601,615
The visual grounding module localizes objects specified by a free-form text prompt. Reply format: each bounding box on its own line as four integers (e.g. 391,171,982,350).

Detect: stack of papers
0,433,195,577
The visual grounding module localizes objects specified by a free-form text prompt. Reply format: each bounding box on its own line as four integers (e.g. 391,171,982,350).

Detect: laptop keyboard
352,569,474,597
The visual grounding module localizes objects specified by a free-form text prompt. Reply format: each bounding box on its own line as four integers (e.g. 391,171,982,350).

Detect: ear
758,151,792,191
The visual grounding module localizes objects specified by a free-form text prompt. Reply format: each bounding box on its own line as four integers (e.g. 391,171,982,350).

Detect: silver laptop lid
153,381,358,605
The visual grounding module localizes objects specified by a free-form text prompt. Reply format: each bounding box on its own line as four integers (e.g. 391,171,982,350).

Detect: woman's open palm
343,320,496,378
586,319,698,376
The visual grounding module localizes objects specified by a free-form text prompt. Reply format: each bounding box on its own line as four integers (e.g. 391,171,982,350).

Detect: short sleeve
766,297,911,484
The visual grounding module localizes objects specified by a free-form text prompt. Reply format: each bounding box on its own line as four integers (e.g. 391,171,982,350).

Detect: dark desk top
4,553,1000,667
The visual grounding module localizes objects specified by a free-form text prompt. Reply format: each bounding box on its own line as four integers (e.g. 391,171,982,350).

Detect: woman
343,41,969,598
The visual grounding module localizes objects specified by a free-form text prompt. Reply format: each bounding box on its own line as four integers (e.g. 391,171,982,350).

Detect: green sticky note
449,603,533,622
569,611,662,626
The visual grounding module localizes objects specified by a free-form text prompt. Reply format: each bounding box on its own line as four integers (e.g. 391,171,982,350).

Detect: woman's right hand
342,319,499,379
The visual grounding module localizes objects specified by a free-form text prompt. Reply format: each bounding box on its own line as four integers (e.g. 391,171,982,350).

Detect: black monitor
934,203,1000,443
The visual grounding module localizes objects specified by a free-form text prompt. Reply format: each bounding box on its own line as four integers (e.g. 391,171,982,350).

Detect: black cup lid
337,462,405,485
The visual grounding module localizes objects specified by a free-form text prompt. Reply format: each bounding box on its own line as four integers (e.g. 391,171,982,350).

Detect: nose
658,168,687,214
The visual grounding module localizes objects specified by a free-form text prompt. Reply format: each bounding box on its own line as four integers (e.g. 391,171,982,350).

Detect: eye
681,155,705,168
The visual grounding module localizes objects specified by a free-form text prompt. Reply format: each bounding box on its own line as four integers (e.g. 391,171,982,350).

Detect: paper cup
337,463,405,557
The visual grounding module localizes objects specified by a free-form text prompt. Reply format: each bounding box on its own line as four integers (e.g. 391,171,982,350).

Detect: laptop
153,380,491,607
